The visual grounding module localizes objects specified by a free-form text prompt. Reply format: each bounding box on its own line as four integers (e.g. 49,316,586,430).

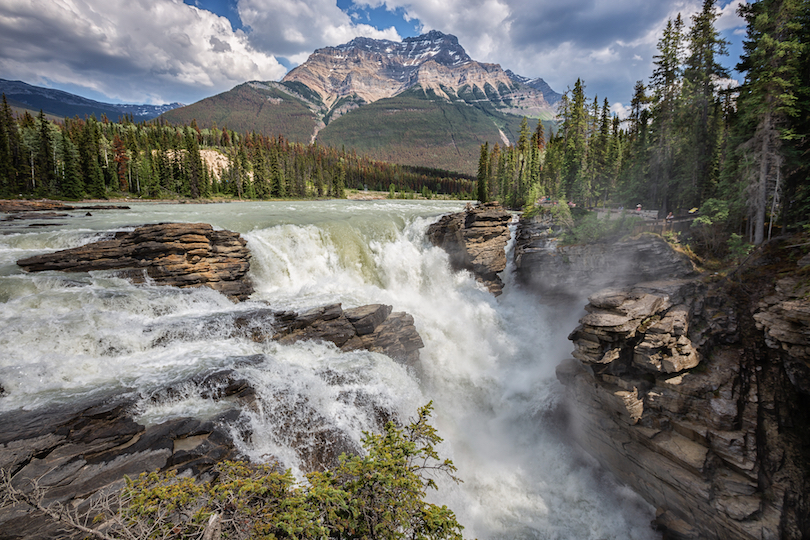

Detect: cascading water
0,200,658,539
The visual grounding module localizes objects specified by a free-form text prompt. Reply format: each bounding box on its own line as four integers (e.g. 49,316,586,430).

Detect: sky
0,0,749,117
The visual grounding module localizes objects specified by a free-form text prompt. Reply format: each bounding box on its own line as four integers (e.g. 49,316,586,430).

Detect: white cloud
717,0,747,31
610,102,632,120
0,0,749,108
0,0,285,104
237,0,400,59
360,0,746,104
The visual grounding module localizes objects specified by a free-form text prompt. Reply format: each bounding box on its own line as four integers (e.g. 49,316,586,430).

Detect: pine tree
60,130,83,200
737,0,806,243
36,110,56,195
476,142,489,203
682,0,729,206
561,79,589,203
649,15,685,212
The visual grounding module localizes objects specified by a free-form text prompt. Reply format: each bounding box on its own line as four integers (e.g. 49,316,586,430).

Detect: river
0,200,658,539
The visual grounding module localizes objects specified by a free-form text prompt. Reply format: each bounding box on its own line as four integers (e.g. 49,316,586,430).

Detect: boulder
16,222,253,301
231,303,424,367
426,202,512,295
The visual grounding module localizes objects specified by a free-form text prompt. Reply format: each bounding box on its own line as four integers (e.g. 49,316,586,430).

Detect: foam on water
0,201,658,539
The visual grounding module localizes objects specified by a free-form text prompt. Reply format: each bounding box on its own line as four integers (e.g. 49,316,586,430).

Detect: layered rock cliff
552,236,810,539
514,214,697,303
426,202,512,295
17,222,253,301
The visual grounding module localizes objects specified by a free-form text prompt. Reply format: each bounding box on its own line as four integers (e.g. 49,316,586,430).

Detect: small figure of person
666,211,674,221
636,203,642,213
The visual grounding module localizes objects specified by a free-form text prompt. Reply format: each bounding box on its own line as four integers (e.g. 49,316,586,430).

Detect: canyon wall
514,218,810,539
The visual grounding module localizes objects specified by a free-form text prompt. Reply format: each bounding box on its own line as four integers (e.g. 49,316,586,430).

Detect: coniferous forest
1,0,807,249
0,105,476,203
478,0,809,247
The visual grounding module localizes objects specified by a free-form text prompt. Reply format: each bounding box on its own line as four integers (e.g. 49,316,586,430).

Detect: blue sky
0,0,748,116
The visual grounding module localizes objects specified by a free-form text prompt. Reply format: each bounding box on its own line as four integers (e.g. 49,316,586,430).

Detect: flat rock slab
16,222,253,301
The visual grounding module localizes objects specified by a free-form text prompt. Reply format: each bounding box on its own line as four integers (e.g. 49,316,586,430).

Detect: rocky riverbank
0,300,424,539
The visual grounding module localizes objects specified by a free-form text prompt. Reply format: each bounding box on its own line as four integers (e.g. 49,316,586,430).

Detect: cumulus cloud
237,0,401,59
0,0,285,104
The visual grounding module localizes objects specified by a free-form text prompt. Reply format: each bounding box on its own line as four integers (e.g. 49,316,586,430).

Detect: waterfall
0,200,658,539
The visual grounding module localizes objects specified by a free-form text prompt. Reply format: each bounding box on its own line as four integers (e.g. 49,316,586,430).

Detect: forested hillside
483,0,809,250
0,103,476,201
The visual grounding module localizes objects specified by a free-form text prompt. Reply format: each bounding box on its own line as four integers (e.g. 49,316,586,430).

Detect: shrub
1,403,465,540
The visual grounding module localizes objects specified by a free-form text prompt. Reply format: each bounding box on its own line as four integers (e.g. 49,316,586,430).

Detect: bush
560,208,642,245
2,403,465,540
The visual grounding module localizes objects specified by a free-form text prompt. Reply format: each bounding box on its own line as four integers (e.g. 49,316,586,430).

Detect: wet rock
0,200,75,213
0,392,243,539
16,222,253,301
754,275,810,394
231,302,424,366
147,302,425,367
427,202,512,295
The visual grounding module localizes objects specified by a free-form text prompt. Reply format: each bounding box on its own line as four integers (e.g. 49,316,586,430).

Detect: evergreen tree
649,15,685,212
737,0,807,243
477,142,489,203
60,130,83,200
36,110,56,195
561,79,589,203
682,0,729,206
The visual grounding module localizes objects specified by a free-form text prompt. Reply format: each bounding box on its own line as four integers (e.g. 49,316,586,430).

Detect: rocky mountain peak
282,31,554,120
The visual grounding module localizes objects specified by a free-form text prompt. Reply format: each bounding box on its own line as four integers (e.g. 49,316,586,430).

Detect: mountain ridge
0,79,183,122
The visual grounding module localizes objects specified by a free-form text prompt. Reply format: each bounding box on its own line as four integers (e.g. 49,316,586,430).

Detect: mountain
162,31,559,175
0,79,183,122
505,70,563,106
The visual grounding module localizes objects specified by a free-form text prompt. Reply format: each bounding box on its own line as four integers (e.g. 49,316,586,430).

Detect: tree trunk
753,114,771,245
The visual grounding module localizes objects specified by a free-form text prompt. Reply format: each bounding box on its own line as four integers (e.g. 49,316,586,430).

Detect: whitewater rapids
0,200,658,539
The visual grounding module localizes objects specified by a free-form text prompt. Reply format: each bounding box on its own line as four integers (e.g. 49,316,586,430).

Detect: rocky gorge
430,206,810,539
2,202,809,539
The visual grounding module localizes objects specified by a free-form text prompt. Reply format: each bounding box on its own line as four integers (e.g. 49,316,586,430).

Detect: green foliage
690,198,732,256
548,199,574,229
0,100,477,201
99,403,464,540
727,233,753,262
561,209,642,245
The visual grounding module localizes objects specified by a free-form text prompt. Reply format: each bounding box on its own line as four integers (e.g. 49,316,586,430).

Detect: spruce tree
477,142,489,203
60,131,83,200
737,0,806,243
682,0,729,206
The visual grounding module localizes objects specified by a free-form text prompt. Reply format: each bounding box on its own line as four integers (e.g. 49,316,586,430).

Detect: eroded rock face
558,273,810,539
16,222,253,301
514,216,696,302
205,303,424,368
754,275,810,394
426,202,512,295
